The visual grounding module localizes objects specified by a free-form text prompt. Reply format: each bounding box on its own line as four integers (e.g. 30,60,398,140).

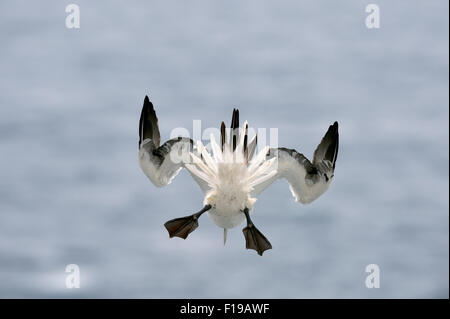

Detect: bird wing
139,96,208,189
250,122,339,204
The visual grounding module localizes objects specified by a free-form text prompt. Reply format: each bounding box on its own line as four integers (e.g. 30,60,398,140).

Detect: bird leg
242,207,272,256
164,204,212,239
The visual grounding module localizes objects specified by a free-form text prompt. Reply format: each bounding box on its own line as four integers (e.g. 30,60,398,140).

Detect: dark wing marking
274,147,317,176
252,122,339,203
139,95,161,148
139,95,195,187
313,121,339,169
150,137,194,167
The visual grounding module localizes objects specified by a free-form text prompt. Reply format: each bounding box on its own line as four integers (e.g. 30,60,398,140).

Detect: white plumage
186,133,277,230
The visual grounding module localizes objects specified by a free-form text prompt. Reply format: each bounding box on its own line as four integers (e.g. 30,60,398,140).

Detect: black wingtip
328,121,338,132
312,120,339,169
325,121,339,137
139,95,161,148
143,95,154,111
326,121,339,169
333,121,338,131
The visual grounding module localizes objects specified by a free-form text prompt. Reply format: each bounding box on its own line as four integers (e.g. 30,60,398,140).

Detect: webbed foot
242,208,272,256
164,204,211,239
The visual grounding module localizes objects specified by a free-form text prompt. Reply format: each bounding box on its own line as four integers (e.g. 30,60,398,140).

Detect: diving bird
139,96,339,256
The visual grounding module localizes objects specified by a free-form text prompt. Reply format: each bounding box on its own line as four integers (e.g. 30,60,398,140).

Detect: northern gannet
139,96,339,256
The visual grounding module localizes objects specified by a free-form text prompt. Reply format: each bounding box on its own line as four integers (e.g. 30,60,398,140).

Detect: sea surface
0,0,448,298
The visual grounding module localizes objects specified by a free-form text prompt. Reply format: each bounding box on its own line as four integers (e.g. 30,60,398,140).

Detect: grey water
0,0,448,298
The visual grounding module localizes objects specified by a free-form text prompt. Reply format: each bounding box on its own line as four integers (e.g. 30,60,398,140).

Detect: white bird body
138,96,339,255
189,137,277,230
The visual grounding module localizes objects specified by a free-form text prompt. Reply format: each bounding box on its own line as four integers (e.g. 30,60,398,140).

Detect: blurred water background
0,0,448,298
